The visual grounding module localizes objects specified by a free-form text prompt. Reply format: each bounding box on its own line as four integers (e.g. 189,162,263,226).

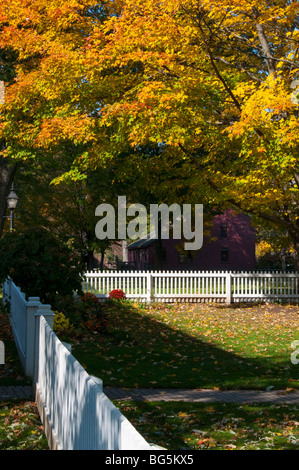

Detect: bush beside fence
2,278,156,450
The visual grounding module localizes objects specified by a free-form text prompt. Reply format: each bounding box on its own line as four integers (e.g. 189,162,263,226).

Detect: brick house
127,210,256,271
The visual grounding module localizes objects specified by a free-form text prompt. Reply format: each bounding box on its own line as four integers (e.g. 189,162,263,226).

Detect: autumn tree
2,1,299,267
0,0,119,234
12,153,115,270
0,49,18,236
14,142,182,269
87,0,299,268
255,225,295,270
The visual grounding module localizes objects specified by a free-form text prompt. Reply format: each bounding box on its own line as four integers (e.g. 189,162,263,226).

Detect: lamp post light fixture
6,184,19,231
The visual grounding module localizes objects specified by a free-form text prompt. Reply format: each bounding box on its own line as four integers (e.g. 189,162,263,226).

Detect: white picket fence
83,270,299,304
2,278,157,451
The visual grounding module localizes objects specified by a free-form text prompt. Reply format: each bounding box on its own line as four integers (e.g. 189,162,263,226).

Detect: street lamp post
6,184,19,231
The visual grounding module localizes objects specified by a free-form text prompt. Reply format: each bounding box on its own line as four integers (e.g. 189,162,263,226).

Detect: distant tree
13,152,119,270
0,228,84,304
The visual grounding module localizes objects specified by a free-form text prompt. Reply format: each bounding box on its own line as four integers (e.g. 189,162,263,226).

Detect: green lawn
1,297,299,451
68,300,299,391
114,401,299,450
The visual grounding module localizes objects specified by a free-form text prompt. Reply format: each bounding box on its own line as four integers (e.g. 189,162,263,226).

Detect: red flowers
109,289,126,300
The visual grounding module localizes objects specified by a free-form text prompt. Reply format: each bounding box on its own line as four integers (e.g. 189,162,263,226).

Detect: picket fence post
33,304,55,386
146,272,153,303
25,297,42,378
3,278,12,305
226,272,232,305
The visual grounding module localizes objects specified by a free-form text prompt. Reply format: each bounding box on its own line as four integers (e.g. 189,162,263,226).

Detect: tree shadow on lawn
72,301,299,391
0,304,31,386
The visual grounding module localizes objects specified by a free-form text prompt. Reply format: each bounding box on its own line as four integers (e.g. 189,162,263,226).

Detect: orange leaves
0,0,298,242
35,114,96,148
230,74,299,158
0,0,98,59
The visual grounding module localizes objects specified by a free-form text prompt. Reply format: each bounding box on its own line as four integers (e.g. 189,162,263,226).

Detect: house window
220,223,228,238
179,253,187,263
221,247,229,262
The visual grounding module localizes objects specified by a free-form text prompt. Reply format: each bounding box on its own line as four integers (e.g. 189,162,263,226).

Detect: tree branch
255,22,276,75
213,56,262,83
178,143,294,230
294,172,299,189
197,23,242,112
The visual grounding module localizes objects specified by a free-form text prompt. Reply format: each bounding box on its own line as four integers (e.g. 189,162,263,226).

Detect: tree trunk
99,249,105,271
292,239,299,273
0,157,17,237
85,250,98,271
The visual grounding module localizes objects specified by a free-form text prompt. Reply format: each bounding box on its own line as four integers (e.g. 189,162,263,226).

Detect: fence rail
3,279,27,368
2,278,155,450
37,316,151,450
83,270,299,304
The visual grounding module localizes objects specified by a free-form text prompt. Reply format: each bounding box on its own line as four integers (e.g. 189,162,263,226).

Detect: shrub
82,314,108,333
51,294,108,336
81,292,99,303
109,289,126,300
0,228,84,304
53,311,74,334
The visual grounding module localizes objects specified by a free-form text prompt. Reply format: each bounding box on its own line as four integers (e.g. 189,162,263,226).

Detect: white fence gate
2,278,156,451
83,270,299,304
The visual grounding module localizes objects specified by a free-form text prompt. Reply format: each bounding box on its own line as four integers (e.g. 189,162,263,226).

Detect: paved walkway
1,385,299,404
104,387,299,404
0,386,33,400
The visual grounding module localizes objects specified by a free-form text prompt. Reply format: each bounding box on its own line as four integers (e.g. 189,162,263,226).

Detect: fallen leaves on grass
0,401,48,450
73,301,299,390
115,401,299,450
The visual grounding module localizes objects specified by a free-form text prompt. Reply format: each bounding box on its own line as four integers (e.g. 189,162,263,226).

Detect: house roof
128,236,156,250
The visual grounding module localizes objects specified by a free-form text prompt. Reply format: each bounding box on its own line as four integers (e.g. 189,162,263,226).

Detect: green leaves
0,228,84,304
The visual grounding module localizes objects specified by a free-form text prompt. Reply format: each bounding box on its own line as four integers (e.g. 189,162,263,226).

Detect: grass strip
114,400,299,450
68,301,299,390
